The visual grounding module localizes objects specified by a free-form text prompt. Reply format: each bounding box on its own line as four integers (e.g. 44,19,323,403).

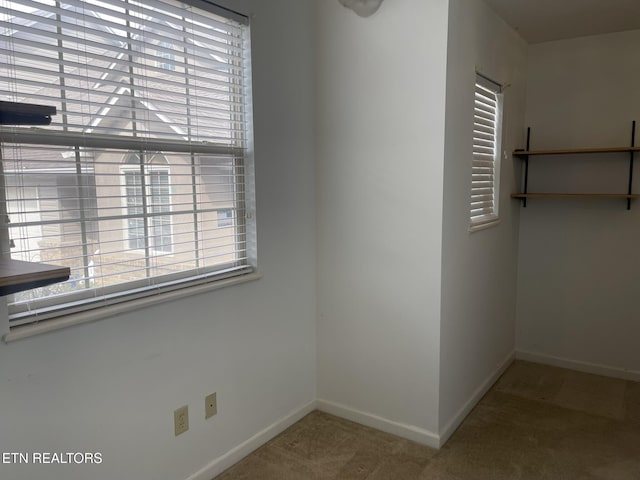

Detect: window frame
469,73,503,232
0,0,258,341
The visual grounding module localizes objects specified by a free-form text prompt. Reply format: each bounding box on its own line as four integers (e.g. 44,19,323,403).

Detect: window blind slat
0,51,246,97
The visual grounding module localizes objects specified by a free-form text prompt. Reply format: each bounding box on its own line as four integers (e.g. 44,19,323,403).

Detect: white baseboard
516,350,640,383
185,400,317,480
316,399,440,449
438,350,515,447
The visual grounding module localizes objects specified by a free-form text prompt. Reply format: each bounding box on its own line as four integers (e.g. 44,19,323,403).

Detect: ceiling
483,0,640,44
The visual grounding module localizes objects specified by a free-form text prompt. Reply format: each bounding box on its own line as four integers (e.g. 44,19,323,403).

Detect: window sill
469,219,501,233
3,271,262,343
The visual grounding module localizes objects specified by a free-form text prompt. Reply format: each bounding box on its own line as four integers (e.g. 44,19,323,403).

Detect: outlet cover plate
174,405,189,436
205,392,217,419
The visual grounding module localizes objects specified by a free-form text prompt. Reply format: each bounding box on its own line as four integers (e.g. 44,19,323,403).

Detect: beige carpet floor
215,360,640,479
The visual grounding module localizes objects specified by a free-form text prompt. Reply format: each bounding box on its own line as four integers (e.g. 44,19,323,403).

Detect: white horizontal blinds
0,0,247,144
4,146,249,325
0,0,252,326
470,74,502,226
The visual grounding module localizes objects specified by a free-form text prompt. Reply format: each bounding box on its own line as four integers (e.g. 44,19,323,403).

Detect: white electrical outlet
205,392,217,419
174,405,189,436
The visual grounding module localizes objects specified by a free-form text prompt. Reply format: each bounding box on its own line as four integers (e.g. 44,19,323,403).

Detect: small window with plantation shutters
0,0,256,338
470,74,502,230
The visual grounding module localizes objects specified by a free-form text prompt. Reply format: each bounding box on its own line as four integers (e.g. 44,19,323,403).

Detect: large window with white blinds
0,0,255,334
470,73,502,229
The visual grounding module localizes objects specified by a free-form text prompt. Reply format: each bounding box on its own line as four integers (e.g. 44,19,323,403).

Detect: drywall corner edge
438,350,515,447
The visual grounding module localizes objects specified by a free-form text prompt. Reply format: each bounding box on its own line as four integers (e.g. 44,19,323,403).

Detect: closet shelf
513,146,640,157
511,193,640,199
513,122,637,209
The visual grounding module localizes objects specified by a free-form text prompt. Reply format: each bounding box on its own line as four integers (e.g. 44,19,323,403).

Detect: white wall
516,30,640,378
315,0,449,442
439,0,527,437
0,1,317,479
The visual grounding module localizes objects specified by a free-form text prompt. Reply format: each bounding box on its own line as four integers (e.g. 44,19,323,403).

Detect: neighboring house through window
470,73,503,230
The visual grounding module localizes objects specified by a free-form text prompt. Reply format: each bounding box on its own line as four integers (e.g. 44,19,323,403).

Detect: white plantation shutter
0,0,255,332
470,74,502,228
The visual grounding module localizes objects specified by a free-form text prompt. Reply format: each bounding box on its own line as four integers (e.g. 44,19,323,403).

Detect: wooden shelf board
511,193,640,199
0,258,70,296
513,146,640,157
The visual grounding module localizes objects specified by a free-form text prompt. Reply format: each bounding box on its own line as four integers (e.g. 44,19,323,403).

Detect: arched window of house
121,154,172,253
157,42,176,71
